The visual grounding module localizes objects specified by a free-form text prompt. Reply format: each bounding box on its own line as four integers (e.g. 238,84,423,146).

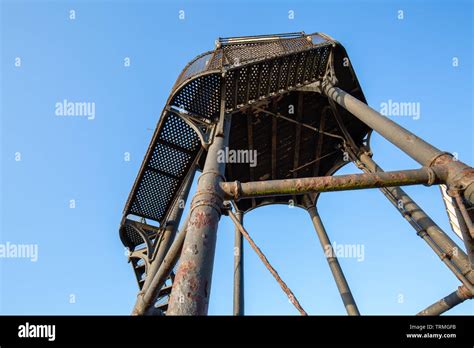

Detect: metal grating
123,224,146,248
172,33,331,89
173,51,216,89
130,169,180,221
120,220,161,249
149,143,192,177
159,113,201,151
222,36,313,66
121,33,354,248
223,45,330,111
126,112,201,222
171,74,222,120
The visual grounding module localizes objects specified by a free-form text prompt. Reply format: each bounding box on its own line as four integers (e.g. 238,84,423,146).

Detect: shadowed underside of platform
227,90,369,212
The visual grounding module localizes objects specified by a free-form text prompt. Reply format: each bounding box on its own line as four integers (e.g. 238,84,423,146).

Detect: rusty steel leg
354,152,474,284
452,193,474,268
221,167,445,200
228,209,308,315
417,285,473,316
322,80,474,206
132,214,190,315
233,211,244,316
304,197,360,315
153,169,196,267
167,102,231,315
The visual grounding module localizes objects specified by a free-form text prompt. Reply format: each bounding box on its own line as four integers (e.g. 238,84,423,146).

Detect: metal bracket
128,224,155,261
168,106,214,149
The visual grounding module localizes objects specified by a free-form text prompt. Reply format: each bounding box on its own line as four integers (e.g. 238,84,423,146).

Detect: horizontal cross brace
221,166,448,200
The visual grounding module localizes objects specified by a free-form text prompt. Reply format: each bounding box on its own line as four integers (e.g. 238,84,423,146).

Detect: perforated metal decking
119,32,369,300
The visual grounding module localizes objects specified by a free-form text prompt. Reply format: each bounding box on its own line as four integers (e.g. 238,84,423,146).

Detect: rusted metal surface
167,91,231,315
228,210,308,315
432,154,474,207
141,168,196,295
233,211,244,316
452,192,474,268
417,285,473,316
221,167,446,200
132,215,190,315
304,197,360,315
354,152,474,288
322,80,444,166
323,81,474,206
452,193,474,238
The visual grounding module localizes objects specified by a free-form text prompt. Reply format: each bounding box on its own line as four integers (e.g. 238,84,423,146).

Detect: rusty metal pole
303,197,360,315
355,152,474,282
132,214,190,315
167,82,231,315
322,81,441,165
452,193,474,268
233,211,244,316
228,209,308,315
322,81,474,206
417,285,472,316
220,167,445,200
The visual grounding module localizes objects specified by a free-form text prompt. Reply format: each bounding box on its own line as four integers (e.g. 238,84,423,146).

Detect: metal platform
120,32,368,246
119,32,474,316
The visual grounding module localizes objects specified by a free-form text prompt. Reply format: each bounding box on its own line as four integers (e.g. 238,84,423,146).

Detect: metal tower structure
119,32,474,316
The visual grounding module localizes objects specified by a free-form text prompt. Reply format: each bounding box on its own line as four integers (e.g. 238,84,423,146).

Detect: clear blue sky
1,0,473,315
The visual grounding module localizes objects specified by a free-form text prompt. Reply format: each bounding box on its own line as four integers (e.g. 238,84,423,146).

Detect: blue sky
1,0,473,315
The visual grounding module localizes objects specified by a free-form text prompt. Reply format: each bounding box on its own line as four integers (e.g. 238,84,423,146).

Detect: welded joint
423,167,437,187
221,201,232,216
168,106,215,149
197,170,226,185
189,191,224,217
128,224,154,261
301,194,315,211
188,170,227,216
360,147,373,157
347,148,373,171
321,76,337,94
201,125,216,150
350,157,366,171
323,50,337,85
457,284,474,299
417,284,473,315
447,188,462,198
428,152,457,169
431,154,474,204
232,180,242,201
